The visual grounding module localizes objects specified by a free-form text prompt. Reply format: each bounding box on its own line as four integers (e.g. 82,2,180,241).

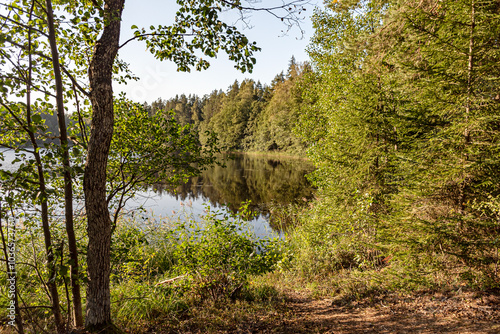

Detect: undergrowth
109,202,286,332
275,194,500,304
2,195,498,333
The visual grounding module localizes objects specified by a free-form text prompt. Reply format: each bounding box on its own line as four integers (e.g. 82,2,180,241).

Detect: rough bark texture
45,0,83,327
84,0,125,330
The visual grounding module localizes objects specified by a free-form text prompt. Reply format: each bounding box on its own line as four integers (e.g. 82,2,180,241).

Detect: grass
108,205,287,332
112,279,284,333
2,197,499,333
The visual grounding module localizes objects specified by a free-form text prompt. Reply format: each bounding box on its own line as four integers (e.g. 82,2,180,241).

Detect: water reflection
1,148,315,233
152,153,315,218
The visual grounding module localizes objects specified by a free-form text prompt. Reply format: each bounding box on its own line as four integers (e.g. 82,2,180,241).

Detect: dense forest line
4,58,307,153
144,57,310,154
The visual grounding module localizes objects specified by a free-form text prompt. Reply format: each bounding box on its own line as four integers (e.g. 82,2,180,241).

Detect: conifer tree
386,0,500,282
293,0,402,273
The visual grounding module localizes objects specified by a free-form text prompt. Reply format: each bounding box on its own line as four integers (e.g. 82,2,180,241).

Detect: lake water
127,153,315,237
0,149,315,237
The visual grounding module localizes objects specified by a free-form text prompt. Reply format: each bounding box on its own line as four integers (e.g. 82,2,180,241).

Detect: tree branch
0,2,45,20
119,32,195,49
0,14,49,37
5,40,90,97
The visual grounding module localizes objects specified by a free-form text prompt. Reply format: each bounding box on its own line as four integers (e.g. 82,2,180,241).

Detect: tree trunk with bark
45,0,83,327
84,0,125,331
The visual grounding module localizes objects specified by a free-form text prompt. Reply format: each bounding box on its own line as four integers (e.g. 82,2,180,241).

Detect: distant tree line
0,111,71,147
145,57,310,155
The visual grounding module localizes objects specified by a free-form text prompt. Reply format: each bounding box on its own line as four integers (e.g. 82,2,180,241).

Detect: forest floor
260,289,500,334
158,288,500,334
5,286,499,333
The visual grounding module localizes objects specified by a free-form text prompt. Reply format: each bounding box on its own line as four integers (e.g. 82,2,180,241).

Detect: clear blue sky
116,0,318,103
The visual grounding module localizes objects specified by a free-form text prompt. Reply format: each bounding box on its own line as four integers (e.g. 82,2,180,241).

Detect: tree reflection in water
150,153,315,229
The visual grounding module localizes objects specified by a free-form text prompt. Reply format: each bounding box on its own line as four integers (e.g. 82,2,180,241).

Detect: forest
1,0,499,333
143,57,309,155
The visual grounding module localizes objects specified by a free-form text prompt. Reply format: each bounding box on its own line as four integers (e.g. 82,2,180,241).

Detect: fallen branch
155,274,187,286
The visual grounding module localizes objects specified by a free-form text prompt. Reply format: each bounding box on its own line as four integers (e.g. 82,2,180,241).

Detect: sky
116,0,319,104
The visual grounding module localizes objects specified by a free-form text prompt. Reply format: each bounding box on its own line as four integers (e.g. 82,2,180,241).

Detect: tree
295,0,500,285
0,0,89,331
300,0,396,208
190,96,202,131
385,0,500,282
251,59,309,153
2,0,310,331
74,0,309,330
208,79,257,150
45,0,83,326
292,0,404,275
107,97,220,231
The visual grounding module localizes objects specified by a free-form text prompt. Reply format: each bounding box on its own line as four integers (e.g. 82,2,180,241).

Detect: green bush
169,203,283,301
108,203,286,329
111,217,176,282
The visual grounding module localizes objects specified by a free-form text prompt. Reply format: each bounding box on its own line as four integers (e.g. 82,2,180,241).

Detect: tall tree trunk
28,107,66,334
24,4,65,330
84,0,125,330
44,0,83,327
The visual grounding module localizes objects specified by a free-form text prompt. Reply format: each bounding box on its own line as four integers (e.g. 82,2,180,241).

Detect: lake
0,149,315,237
127,153,315,237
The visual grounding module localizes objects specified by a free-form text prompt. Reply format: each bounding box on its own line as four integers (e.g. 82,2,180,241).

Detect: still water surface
0,150,315,236
127,153,315,237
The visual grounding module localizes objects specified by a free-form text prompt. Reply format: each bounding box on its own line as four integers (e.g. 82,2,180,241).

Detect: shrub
170,203,283,301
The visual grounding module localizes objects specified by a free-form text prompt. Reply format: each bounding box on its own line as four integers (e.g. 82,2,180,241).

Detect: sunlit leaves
126,0,261,73
107,97,220,219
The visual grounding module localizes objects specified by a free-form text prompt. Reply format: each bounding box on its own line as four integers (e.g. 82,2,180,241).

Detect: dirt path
112,288,500,333
226,290,500,334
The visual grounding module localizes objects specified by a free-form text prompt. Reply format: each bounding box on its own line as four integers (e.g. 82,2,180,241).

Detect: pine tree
293,0,402,274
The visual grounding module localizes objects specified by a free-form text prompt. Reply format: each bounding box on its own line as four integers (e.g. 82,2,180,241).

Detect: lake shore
225,150,310,161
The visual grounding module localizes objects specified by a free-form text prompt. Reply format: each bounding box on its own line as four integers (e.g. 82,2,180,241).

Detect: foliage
0,211,89,332
106,205,285,331
107,97,220,226
291,0,500,290
170,203,283,301
384,0,500,286
250,58,310,153
110,213,179,283
206,80,256,150
289,0,396,280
